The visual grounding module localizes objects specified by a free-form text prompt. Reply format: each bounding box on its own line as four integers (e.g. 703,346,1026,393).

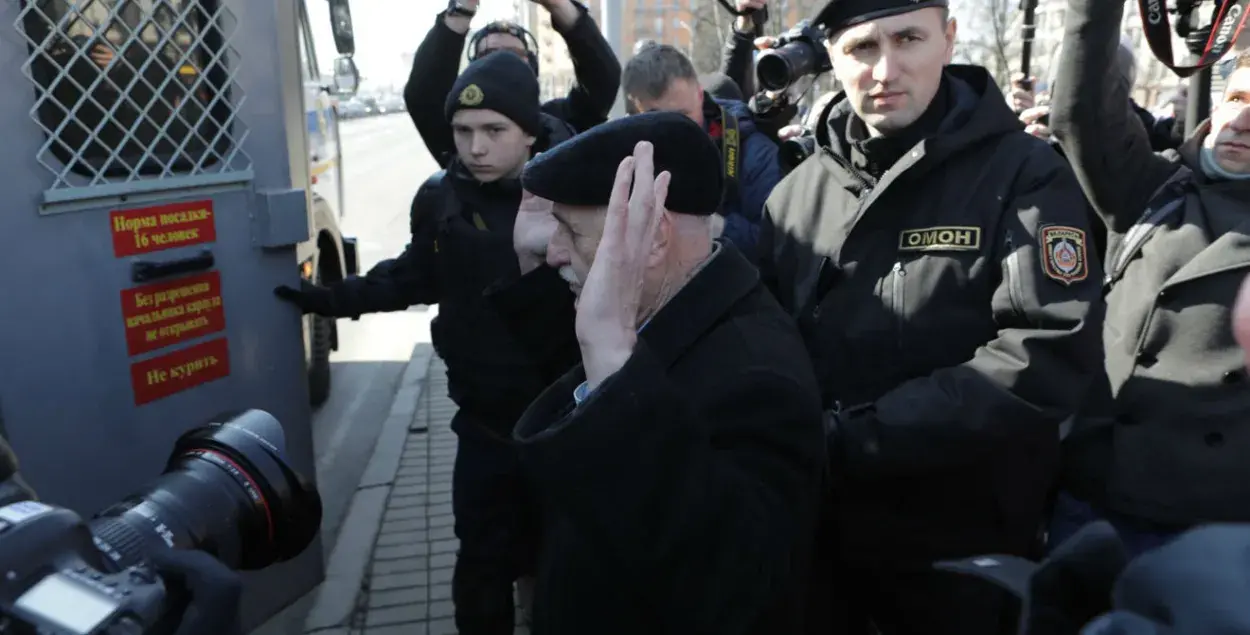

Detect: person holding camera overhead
1046,0,1250,558
757,0,1104,633
405,0,620,168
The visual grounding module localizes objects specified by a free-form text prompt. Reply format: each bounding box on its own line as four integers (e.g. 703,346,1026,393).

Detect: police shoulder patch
1039,225,1088,285
459,83,484,107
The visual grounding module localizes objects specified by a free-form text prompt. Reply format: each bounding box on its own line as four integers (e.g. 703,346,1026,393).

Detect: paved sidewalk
339,356,531,635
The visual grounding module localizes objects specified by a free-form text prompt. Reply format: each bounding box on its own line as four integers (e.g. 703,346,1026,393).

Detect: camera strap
1137,0,1249,77
719,105,741,208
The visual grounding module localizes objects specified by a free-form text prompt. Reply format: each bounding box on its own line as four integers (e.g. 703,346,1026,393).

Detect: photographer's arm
723,26,757,97
543,0,621,132
403,10,472,167
1049,0,1178,238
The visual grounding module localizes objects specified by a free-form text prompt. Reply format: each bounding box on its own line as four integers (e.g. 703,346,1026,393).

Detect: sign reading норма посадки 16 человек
110,200,232,405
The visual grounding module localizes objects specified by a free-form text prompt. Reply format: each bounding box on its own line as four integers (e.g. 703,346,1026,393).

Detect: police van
0,0,361,626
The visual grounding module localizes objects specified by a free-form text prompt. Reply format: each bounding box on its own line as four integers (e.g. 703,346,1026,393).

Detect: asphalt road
253,112,441,634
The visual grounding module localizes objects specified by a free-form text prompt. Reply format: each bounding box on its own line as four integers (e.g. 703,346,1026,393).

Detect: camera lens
778,135,817,173
757,41,821,92
87,410,321,572
756,50,795,92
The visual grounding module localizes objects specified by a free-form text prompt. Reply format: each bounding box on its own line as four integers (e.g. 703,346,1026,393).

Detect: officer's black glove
1021,521,1129,635
274,279,336,316
149,548,243,635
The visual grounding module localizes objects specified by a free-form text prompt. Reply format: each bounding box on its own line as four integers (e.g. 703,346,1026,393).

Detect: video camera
0,410,321,634
755,20,832,92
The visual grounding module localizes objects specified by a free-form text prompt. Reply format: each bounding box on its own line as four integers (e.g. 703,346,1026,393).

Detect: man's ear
524,134,536,148
649,210,673,268
944,17,958,64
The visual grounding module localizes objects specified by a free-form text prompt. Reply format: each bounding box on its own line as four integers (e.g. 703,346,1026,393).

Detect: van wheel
308,276,333,408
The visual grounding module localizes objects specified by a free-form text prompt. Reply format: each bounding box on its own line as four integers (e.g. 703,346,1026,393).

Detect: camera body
0,410,322,635
755,21,832,92
0,502,167,635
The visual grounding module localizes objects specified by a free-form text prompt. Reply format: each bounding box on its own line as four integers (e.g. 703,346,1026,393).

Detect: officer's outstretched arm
1049,0,1178,239
403,15,466,167
542,0,621,132
330,175,443,316
835,146,1104,474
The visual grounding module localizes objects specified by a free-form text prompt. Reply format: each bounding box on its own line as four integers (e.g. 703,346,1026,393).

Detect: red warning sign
130,338,231,406
111,200,216,258
120,271,226,357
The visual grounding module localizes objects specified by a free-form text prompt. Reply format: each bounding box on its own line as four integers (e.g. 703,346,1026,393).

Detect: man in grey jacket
1049,0,1250,557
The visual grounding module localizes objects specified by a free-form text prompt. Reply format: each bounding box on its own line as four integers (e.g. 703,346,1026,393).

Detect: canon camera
755,20,832,92
0,410,321,635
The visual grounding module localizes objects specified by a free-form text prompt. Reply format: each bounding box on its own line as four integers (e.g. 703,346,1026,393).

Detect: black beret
521,111,724,217
445,52,541,137
814,0,949,34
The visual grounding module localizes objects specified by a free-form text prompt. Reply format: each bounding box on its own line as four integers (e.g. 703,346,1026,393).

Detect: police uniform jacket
324,115,574,431
1050,0,1250,525
761,64,1104,562
511,244,827,635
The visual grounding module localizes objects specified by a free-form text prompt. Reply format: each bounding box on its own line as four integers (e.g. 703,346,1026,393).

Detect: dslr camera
755,20,832,92
0,410,321,635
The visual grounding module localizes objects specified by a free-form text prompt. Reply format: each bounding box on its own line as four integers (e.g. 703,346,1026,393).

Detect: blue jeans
1047,491,1185,558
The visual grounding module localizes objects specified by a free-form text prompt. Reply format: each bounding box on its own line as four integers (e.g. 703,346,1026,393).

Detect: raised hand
576,141,671,389
514,189,557,274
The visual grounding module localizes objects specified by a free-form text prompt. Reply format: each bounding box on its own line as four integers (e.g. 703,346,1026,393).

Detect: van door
0,0,323,627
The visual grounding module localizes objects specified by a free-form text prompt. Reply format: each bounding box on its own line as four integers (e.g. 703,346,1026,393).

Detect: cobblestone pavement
344,356,531,635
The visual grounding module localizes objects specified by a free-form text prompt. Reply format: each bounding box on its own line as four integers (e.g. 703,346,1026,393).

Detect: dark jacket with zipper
1051,0,1250,526
761,65,1104,563
404,2,620,168
325,114,575,431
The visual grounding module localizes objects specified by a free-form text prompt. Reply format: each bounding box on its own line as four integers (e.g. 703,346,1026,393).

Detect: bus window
298,0,319,84
18,0,236,183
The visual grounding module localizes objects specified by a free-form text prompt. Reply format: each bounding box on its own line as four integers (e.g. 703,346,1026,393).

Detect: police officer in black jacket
274,53,574,635
760,0,1104,633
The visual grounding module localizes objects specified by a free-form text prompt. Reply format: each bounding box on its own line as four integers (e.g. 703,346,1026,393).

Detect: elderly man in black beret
498,111,826,634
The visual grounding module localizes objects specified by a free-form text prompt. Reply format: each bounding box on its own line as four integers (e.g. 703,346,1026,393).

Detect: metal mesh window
15,0,251,196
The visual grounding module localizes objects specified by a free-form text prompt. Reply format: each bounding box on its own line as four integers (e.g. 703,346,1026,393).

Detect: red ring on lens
200,449,276,545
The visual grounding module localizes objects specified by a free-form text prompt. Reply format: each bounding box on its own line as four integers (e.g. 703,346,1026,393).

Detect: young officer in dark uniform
406,0,620,167
274,52,574,635
509,112,827,634
759,1,1104,633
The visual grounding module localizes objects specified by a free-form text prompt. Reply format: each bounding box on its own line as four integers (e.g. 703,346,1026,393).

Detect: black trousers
451,411,538,635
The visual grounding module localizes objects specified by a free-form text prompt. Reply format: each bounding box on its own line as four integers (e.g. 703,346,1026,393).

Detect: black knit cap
814,0,949,34
445,52,541,136
521,111,724,217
